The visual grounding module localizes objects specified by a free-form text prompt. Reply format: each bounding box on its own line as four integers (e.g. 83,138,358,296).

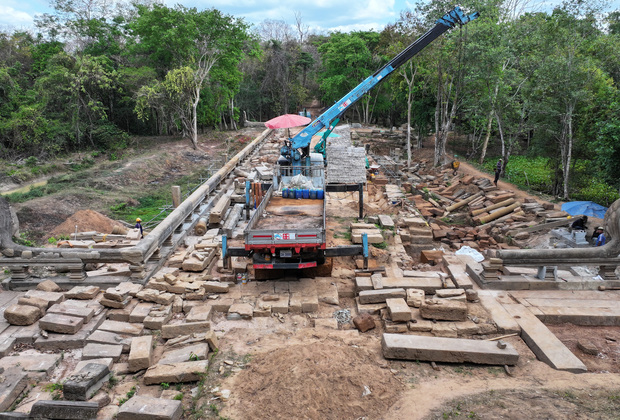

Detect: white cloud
0,6,34,26
353,0,396,20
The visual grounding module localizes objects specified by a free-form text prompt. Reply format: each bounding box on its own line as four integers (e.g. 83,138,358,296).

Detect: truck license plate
280,250,292,258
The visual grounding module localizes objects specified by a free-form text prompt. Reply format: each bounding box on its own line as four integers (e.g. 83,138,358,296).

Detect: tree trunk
406,90,412,168
479,81,499,164
191,96,198,149
561,102,574,200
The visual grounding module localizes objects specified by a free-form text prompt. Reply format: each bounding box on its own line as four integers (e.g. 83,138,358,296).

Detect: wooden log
445,192,484,213
471,198,516,217
478,202,521,224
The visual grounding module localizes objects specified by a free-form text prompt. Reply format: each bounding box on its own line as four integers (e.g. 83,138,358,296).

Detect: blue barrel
317,189,324,199
309,189,317,199
282,188,289,198
295,189,303,199
302,189,309,199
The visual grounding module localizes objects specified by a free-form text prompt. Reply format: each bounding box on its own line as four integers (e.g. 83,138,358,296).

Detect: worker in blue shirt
595,227,606,246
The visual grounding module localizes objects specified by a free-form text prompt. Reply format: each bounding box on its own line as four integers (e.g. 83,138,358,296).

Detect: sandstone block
211,298,234,312
382,333,519,365
162,322,211,339
371,273,383,289
186,305,212,323
39,313,84,334
136,289,175,305
128,335,153,372
205,330,219,351
301,295,319,313
129,303,154,323
358,288,406,304
203,281,230,293
36,280,61,292
355,277,373,292
65,286,100,300
17,297,47,316
98,320,143,336
117,395,181,420
406,289,425,308
228,303,253,319
159,343,208,364
47,304,94,322
24,290,64,308
420,300,467,321
82,343,123,362
144,360,209,385
386,298,411,322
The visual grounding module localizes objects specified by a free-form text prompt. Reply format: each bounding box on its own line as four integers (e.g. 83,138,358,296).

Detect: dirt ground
5,131,258,243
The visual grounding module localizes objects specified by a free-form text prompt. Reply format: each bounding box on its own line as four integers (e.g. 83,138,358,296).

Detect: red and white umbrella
264,114,311,129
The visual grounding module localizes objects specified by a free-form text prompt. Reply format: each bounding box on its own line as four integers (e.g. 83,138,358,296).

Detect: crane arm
282,6,478,162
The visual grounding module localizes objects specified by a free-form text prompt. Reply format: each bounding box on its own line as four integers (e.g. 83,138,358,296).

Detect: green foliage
44,382,63,400
173,393,184,400
571,179,620,207
14,232,36,247
107,373,118,389
490,156,553,193
160,382,170,390
372,241,388,249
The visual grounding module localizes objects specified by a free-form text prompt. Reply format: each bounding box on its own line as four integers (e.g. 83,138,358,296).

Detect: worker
135,218,144,239
494,158,503,186
595,227,606,246
451,155,460,176
570,215,588,231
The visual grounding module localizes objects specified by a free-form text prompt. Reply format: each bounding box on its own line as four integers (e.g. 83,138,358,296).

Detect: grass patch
372,241,388,249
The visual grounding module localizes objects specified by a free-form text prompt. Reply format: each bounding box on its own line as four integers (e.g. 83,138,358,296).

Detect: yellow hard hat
136,218,142,222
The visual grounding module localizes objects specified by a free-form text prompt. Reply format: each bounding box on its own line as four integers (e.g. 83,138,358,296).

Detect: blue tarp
561,201,608,219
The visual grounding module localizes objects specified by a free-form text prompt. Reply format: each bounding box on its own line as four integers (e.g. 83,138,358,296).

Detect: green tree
131,5,254,148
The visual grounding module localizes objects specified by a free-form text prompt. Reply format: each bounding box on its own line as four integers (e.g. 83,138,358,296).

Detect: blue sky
2,0,619,33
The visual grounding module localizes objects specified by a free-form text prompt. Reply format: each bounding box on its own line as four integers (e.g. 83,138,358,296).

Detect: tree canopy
1,0,619,203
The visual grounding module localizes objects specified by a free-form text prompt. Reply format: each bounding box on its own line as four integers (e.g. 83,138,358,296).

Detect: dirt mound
228,342,404,420
50,209,125,237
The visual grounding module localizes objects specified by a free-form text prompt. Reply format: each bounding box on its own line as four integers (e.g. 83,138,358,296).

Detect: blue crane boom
279,6,479,166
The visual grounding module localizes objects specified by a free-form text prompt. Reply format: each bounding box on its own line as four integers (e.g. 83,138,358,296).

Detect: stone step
502,304,587,373
381,333,519,365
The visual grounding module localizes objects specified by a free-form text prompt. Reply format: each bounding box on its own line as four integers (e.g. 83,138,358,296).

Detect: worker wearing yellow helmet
135,218,143,238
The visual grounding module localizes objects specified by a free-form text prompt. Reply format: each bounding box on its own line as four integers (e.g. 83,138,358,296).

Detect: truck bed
253,197,323,230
